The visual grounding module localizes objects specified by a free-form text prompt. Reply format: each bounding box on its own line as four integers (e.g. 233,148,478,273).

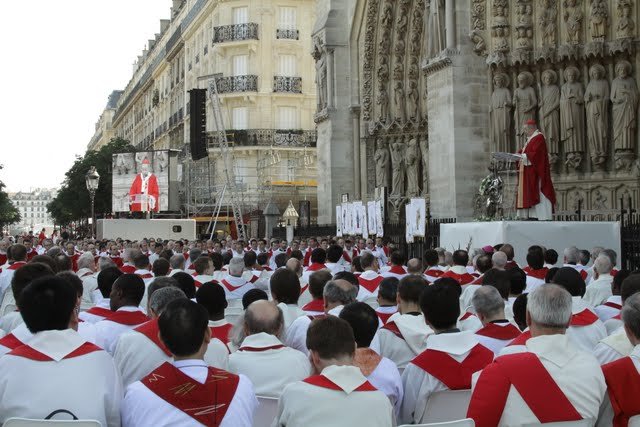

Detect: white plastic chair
399,418,475,427
4,419,101,427
523,419,594,427
629,415,640,427
420,390,472,424
252,396,279,427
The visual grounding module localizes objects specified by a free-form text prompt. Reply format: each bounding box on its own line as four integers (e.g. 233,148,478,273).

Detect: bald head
324,279,358,306
286,258,303,277
407,258,423,275
244,300,284,337
492,251,507,269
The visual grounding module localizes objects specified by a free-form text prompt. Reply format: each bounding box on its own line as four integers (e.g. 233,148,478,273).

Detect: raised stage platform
441,221,621,268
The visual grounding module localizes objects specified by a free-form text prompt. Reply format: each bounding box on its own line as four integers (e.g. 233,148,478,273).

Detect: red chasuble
303,375,377,392
106,310,149,326
302,299,325,313
475,323,522,340
135,319,171,356
9,342,102,361
211,323,233,344
411,345,494,390
467,353,582,427
358,275,384,293
129,173,160,212
603,357,640,427
516,132,557,210
142,362,239,426
85,306,114,318
570,309,599,326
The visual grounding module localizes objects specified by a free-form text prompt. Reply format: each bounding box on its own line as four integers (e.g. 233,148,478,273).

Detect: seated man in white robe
467,284,606,426
381,251,408,280
76,253,99,310
325,244,348,276
196,281,233,346
523,247,548,293
300,270,332,317
220,257,257,301
401,281,494,424
0,244,27,308
287,279,358,355
273,316,394,427
601,292,640,425
552,267,607,351
595,270,629,323
0,276,122,426
229,300,310,397
94,273,149,354
301,248,329,284
191,255,218,288
339,302,403,415
371,275,433,369
115,286,227,387
270,268,305,336
121,298,257,427
375,277,399,324
583,255,615,308
171,271,197,300
472,286,522,355
357,251,384,302
79,266,123,324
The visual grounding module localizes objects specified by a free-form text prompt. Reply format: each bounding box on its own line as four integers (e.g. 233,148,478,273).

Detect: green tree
0,165,20,230
47,138,135,226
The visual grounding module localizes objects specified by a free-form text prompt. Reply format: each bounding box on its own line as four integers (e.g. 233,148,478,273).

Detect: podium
489,152,521,219
130,194,156,213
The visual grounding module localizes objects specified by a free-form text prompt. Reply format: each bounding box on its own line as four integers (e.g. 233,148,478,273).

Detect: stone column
351,106,362,200
445,0,456,49
425,1,490,220
327,50,335,109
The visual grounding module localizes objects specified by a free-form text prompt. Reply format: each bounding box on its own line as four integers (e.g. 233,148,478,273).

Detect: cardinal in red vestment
516,120,556,220
129,158,159,212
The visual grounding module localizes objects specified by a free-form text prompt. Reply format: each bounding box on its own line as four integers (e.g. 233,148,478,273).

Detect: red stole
86,306,114,318
412,345,494,390
7,262,26,271
302,299,325,313
387,265,406,275
135,319,171,356
460,312,476,321
107,310,149,326
303,374,377,392
570,309,599,326
605,301,623,310
508,330,532,347
299,284,309,295
613,313,622,320
603,357,640,427
358,275,383,293
211,323,233,343
441,271,475,285
515,132,556,209
121,264,136,274
238,344,285,352
376,309,397,325
220,279,246,292
138,273,153,279
342,250,352,263
467,353,581,427
9,342,102,361
524,267,548,280
0,333,24,350
0,253,7,265
382,321,403,340
424,268,444,279
303,250,312,267
306,263,327,272
579,270,588,281
109,256,124,267
142,362,239,426
475,323,522,340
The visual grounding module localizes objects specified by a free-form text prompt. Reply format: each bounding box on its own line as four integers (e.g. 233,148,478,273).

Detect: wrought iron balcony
207,129,317,148
276,29,299,40
216,75,258,93
273,76,302,93
213,23,259,43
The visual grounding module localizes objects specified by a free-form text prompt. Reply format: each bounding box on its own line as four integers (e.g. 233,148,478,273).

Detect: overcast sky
0,0,172,193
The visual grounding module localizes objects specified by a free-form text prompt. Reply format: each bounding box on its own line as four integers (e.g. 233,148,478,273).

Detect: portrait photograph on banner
359,202,369,237
411,198,427,237
112,151,169,213
375,200,384,237
405,203,414,243
336,205,343,237
367,201,377,236
352,201,363,235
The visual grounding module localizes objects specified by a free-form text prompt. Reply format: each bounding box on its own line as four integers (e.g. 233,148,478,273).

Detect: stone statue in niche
408,56,420,80
393,61,404,80
513,72,537,144
470,30,487,55
568,190,584,211
560,66,585,171
425,0,445,58
539,0,558,46
589,0,608,40
516,26,532,50
395,38,406,57
377,82,390,124
379,36,390,55
612,60,639,160
394,81,406,123
516,3,533,28
493,27,510,52
313,40,327,111
390,137,406,196
617,0,635,39
407,80,420,121
405,138,420,197
563,0,583,44
592,189,608,210
397,8,408,34
539,69,561,165
419,136,429,195
490,73,512,153
584,64,610,171
377,55,389,82
381,2,394,29
493,2,509,28
374,138,391,189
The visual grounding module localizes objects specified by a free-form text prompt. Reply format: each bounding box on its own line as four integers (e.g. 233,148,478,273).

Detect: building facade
314,0,640,222
102,0,318,224
87,90,123,151
9,189,57,234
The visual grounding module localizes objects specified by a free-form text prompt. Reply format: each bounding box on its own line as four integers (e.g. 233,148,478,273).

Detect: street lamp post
85,166,100,239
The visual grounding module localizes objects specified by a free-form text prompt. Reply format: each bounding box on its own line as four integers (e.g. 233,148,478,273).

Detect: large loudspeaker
188,89,208,161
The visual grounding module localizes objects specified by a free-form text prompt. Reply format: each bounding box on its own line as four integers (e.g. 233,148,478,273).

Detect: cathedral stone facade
314,0,640,223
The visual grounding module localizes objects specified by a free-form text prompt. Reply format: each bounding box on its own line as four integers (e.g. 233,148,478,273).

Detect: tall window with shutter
277,106,298,129
233,7,248,24
232,107,248,130
278,7,296,29
233,55,248,76
278,54,297,76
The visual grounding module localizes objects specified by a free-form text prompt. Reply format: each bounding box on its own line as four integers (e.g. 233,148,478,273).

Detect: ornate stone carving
612,60,639,157
514,1,533,63
390,137,406,196
405,137,420,196
617,0,635,39
374,138,391,189
539,69,561,165
312,37,327,113
560,66,585,171
470,30,487,56
377,82,390,124
539,0,558,46
472,0,486,31
589,0,608,41
407,80,420,121
592,189,609,210
425,0,445,59
394,81,407,124
361,0,381,122
568,189,585,211
584,64,610,170
563,0,583,44
490,72,512,153
513,71,537,143
419,136,429,195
